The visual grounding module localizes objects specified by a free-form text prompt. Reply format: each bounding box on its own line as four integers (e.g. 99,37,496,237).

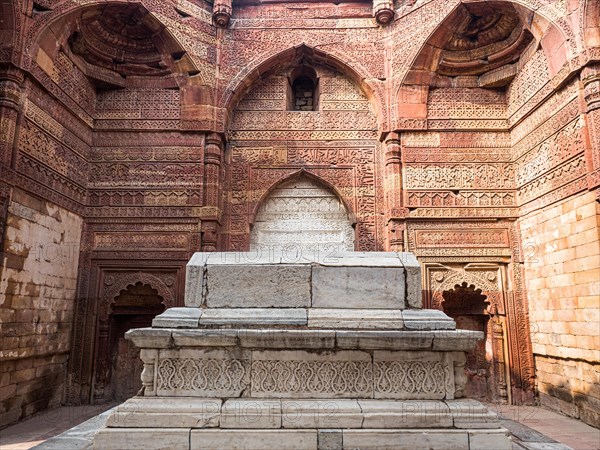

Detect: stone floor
486,403,600,450
0,402,597,450
0,404,117,450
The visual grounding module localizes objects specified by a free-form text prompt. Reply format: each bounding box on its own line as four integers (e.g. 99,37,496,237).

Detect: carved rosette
213,0,232,28
373,0,394,25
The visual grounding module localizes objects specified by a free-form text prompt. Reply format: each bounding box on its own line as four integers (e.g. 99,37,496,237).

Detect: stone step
96,424,511,449
150,307,457,331
104,398,501,431
128,327,480,351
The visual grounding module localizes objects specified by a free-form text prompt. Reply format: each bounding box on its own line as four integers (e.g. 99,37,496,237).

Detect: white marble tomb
94,251,512,449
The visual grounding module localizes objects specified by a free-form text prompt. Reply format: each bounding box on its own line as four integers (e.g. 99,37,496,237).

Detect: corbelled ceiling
436,2,534,78
68,4,175,78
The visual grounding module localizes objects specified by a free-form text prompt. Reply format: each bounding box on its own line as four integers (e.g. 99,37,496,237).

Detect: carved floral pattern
252,360,372,396
157,358,247,392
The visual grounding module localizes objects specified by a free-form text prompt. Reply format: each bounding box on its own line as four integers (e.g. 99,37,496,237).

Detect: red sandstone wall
519,190,600,427
226,68,382,251
0,0,598,427
0,189,82,427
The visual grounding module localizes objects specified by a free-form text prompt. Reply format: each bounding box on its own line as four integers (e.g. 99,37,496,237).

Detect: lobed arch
101,272,175,318
222,44,384,132
431,270,502,315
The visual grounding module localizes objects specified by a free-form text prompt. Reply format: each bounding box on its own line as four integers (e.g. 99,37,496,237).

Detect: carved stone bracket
213,0,233,27
373,0,394,25
139,349,159,396
0,65,25,110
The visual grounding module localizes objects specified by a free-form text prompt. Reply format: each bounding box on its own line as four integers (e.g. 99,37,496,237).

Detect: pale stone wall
250,176,355,254
0,189,82,427
519,190,600,427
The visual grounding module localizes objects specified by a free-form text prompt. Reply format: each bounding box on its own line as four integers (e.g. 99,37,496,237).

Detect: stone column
0,66,23,259
213,0,232,27
201,133,223,251
0,65,24,168
384,132,408,251
582,63,600,191
373,0,394,25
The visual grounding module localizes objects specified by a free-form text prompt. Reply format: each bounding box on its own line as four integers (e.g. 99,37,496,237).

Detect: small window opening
288,66,319,111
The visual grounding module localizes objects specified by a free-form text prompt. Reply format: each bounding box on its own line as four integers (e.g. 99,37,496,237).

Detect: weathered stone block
468,429,512,449
317,429,343,450
199,308,308,326
281,399,362,429
206,264,311,308
172,330,238,347
341,429,469,449
155,349,251,397
238,329,336,349
373,351,453,400
336,330,433,350
106,398,221,428
191,430,318,449
308,309,404,329
94,428,190,449
221,399,281,429
312,266,406,309
358,400,452,428
250,350,373,398
402,310,455,330
152,308,202,329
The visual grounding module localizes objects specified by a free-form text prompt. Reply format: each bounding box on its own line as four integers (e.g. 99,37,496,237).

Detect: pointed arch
222,44,384,131
584,0,600,47
249,169,356,225
249,171,356,253
399,0,575,95
28,0,203,86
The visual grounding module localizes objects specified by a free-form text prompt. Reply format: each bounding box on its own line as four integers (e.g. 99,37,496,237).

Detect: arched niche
31,2,202,90
95,272,174,402
222,44,383,131
108,281,165,401
288,65,319,111
250,173,355,255
442,282,495,400
401,0,572,92
225,45,382,252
